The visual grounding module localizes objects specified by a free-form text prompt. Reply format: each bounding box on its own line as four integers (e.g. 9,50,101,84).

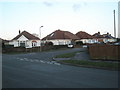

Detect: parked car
82,45,87,48
114,42,120,45
68,44,74,48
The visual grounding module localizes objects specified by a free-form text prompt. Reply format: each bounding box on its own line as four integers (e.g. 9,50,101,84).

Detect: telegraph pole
113,10,116,38
118,1,120,38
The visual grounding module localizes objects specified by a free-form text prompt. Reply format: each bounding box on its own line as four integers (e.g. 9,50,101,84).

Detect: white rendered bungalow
42,29,79,45
93,32,117,43
9,31,40,48
76,31,97,44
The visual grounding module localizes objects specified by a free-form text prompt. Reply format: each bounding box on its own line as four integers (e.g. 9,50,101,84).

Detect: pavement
72,51,91,60
2,48,119,88
53,48,90,61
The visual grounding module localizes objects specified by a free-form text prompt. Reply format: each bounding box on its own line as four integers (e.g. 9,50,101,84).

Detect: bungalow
76,31,97,44
102,33,117,43
93,32,117,43
0,38,10,45
9,31,40,48
42,29,79,45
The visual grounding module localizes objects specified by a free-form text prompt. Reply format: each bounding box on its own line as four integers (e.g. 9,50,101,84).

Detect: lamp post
39,26,43,52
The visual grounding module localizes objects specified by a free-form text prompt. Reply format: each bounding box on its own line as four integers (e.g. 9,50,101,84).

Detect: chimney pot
19,30,21,34
98,32,100,34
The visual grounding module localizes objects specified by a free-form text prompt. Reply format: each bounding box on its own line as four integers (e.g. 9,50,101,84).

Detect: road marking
20,59,24,61
24,58,27,59
54,63,61,65
17,58,60,65
35,60,39,62
25,59,29,61
40,61,45,63
30,60,33,62
46,62,52,64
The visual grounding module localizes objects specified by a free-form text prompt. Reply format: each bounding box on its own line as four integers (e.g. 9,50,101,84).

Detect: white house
42,29,79,45
76,31,97,44
93,32,117,43
9,31,40,48
76,31,117,44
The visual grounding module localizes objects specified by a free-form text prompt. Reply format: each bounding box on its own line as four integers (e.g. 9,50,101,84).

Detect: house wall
9,40,19,47
80,39,98,44
17,35,28,41
103,38,117,43
76,38,116,44
26,40,40,48
108,39,117,42
9,35,40,48
44,39,72,45
9,41,14,45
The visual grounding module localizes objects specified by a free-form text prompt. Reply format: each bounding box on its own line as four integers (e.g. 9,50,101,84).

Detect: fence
88,44,120,60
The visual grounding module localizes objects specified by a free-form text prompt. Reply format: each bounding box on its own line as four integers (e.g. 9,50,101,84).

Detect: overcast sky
0,0,119,40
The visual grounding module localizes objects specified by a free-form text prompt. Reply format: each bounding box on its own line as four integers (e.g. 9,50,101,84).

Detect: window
20,41,25,47
32,42,37,47
50,33,54,37
59,41,64,45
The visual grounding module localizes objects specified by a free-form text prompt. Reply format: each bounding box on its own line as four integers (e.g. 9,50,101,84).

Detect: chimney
98,32,100,35
19,30,21,34
107,32,109,35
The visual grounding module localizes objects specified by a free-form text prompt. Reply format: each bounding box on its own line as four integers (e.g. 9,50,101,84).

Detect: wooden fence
88,44,120,60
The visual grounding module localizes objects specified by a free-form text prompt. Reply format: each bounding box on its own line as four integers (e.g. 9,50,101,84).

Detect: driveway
2,48,119,88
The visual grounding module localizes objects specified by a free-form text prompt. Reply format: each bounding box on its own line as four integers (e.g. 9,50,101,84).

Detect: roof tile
12,31,40,40
42,30,79,40
76,31,94,39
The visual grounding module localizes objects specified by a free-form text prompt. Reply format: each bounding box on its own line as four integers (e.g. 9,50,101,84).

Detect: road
2,48,118,88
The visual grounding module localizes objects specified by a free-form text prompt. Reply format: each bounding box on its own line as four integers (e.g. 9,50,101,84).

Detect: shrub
76,41,83,45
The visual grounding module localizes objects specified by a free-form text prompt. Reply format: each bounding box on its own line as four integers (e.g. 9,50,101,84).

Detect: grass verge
58,60,120,70
55,51,85,58
55,52,76,58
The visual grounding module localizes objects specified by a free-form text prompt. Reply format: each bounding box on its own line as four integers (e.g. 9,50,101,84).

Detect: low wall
2,45,68,53
88,44,120,60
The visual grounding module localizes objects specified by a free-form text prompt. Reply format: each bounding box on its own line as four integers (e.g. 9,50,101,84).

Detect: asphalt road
2,48,118,88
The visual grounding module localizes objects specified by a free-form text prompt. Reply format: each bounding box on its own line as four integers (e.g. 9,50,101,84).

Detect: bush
76,41,83,45
44,42,53,46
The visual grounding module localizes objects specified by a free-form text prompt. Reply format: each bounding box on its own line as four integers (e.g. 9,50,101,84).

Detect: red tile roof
12,31,40,40
42,30,79,40
76,31,94,39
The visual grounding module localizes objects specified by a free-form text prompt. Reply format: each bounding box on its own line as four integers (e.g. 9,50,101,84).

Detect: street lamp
39,26,43,52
